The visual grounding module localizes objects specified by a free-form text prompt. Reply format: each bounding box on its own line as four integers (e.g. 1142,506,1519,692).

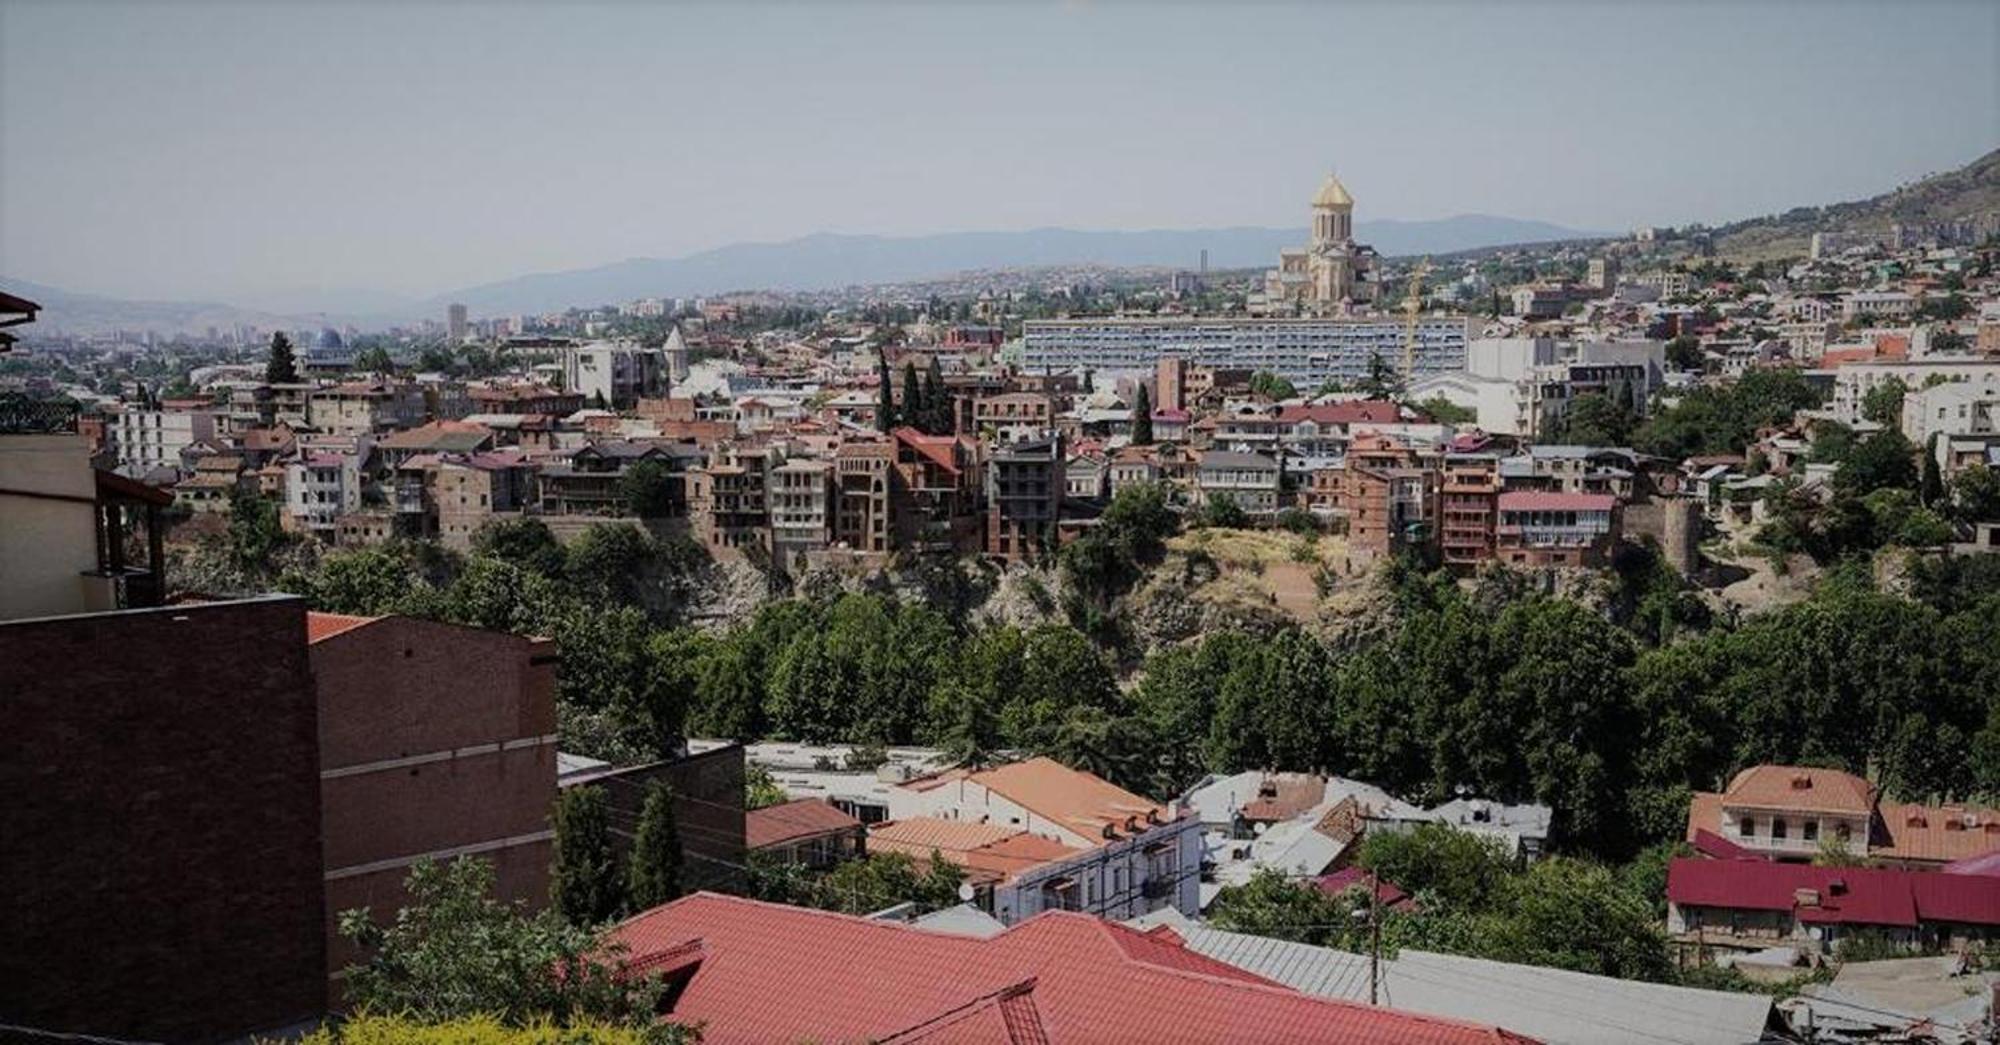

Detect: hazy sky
3,1,1996,304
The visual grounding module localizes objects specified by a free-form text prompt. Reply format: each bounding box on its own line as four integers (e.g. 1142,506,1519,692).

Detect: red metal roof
305,611,378,644
1689,828,1764,862
1495,491,1617,513
1666,857,2000,929
1314,867,1416,911
610,892,1539,1044
745,798,861,850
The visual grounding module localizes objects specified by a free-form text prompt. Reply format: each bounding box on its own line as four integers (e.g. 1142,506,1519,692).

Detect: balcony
1141,877,1172,901
0,393,80,435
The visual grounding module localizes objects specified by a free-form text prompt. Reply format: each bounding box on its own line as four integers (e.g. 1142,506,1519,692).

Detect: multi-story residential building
769,457,833,565
1586,255,1620,292
832,439,894,555
446,302,469,343
1685,764,2000,869
1493,491,1618,568
1439,453,1501,566
891,427,983,554
285,451,366,539
878,757,1204,925
1195,450,1281,519
537,440,693,517
431,451,535,550
305,380,426,437
375,419,494,470
1832,358,2000,424
110,407,218,473
468,383,585,417
689,443,774,556
1065,450,1109,502
1,410,171,620
307,612,557,1002
1336,433,1435,560
173,454,248,514
1022,315,1474,390
987,434,1063,559
1901,379,2000,449
1511,284,1570,319
1842,290,1919,321
558,341,668,409
972,391,1054,440
1500,445,1640,499
1156,356,1188,411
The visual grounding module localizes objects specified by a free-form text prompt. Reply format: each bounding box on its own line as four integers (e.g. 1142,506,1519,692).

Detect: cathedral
1260,171,1378,314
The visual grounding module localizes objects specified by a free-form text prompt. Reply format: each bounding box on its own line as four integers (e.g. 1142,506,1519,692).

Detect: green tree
473,517,567,577
876,353,896,431
226,486,288,574
338,857,668,1027
1862,377,1909,426
626,781,684,911
1559,392,1634,446
1953,462,2000,522
1249,369,1298,401
744,763,787,810
1664,335,1703,372
620,458,679,519
1835,430,1917,496
1921,436,1945,508
901,361,923,432
265,331,300,384
355,345,396,373
1197,492,1249,529
1481,857,1673,982
1131,382,1154,445
300,545,425,614
550,785,621,926
1415,394,1475,425
1358,823,1514,912
1208,866,1349,945
1358,352,1402,400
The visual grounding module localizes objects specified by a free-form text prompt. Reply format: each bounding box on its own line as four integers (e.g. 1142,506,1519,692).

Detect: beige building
1261,172,1376,315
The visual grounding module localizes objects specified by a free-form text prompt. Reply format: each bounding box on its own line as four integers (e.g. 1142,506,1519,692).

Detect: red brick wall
0,597,326,1042
310,616,557,999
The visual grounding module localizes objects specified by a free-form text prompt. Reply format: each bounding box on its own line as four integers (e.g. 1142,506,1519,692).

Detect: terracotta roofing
1239,774,1327,822
963,757,1167,843
609,892,1538,1044
745,798,861,850
895,426,963,475
870,819,1086,885
1689,827,1762,862
1666,857,2000,929
1314,867,1416,911
1277,401,1402,427
378,420,493,452
1495,491,1617,513
306,611,379,644
1721,765,1874,816
1874,801,2000,864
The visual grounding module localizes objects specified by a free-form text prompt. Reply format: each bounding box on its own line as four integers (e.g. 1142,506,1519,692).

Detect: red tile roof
305,611,378,644
1721,765,1874,816
1666,858,2000,929
1277,400,1403,426
1314,867,1416,911
1496,491,1617,512
609,893,1538,1044
745,798,862,850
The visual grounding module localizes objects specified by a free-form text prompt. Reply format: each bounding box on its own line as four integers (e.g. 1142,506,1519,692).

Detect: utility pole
1368,867,1382,1006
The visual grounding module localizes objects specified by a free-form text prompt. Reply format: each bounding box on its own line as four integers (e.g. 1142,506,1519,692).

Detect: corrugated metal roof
1165,924,1774,1045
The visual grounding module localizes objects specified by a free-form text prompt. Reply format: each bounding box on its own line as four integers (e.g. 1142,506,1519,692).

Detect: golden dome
1313,172,1354,209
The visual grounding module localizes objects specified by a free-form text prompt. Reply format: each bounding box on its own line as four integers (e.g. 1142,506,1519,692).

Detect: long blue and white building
1021,315,1476,387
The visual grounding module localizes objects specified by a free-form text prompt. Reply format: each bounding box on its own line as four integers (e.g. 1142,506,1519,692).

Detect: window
1738,816,1756,838
1804,820,1819,842
1772,818,1788,841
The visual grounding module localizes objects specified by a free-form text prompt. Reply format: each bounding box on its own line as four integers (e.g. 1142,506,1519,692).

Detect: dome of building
1313,172,1354,209
313,327,345,350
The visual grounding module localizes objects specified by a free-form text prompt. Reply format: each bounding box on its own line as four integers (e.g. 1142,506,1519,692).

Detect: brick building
1,597,327,1042
562,743,748,894
307,612,558,998
986,434,1063,559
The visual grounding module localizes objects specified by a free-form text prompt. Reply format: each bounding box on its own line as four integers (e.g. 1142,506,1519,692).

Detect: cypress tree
1132,383,1154,445
550,785,619,925
876,352,896,432
266,331,300,384
1922,434,1946,507
901,361,923,433
626,781,684,911
925,355,949,434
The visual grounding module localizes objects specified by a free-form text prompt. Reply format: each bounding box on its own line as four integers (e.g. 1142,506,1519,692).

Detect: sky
2,0,1996,306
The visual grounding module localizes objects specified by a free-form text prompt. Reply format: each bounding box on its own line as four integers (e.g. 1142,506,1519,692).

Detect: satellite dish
958,883,976,902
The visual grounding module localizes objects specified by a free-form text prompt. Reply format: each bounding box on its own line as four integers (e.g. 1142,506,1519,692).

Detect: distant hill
0,278,290,338
1712,146,2000,259
423,215,1608,316
7,214,1606,332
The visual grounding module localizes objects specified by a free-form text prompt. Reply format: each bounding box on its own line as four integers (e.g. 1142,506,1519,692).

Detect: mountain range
5,214,1602,335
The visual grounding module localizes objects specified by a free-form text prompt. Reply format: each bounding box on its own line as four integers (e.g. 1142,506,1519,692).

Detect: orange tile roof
609,892,1539,1045
870,818,1086,885
966,757,1166,843
1721,765,1873,816
305,611,378,644
1875,802,2000,864
745,798,861,850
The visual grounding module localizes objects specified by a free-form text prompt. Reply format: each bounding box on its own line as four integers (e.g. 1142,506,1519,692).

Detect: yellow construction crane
1400,256,1433,385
